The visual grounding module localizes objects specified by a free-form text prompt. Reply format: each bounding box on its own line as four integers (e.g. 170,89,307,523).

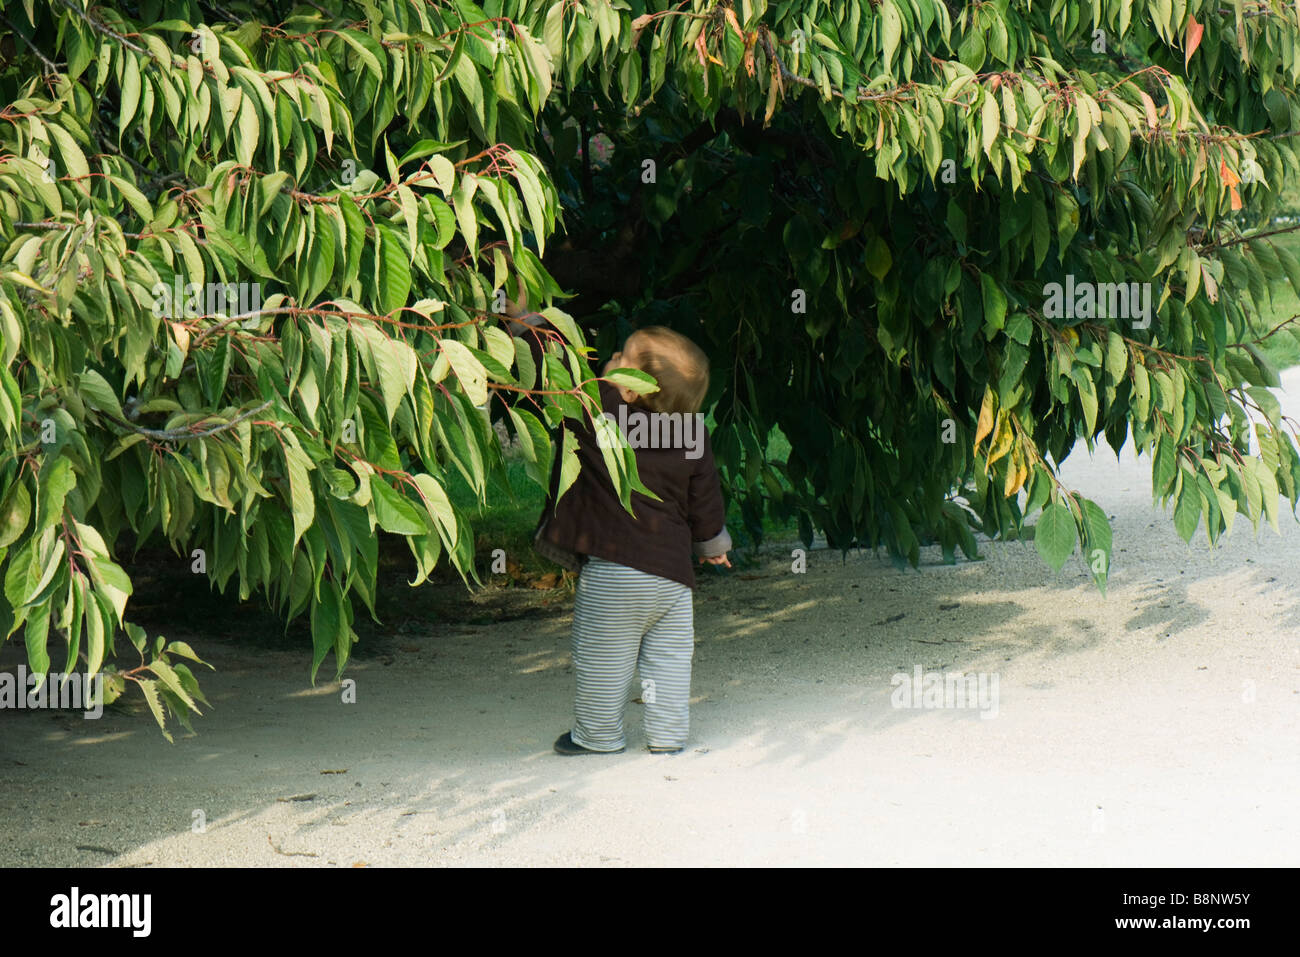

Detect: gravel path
3,372,1298,867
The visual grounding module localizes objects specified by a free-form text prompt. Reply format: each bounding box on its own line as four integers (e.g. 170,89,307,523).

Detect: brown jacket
532,381,731,590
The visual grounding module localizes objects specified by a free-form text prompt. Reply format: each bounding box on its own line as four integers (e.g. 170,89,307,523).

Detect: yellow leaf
974,386,996,451
763,72,780,126
169,321,191,354
1003,449,1019,497
987,410,1014,470
1004,447,1029,497
724,8,744,38
1138,90,1158,129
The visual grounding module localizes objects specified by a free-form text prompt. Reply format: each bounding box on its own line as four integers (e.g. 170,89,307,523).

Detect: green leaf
980,272,1007,334
981,88,1000,157
1173,475,1201,541
165,640,211,667
376,224,411,315
137,678,173,741
148,656,198,711
506,405,551,488
119,54,141,131
0,480,31,549
1072,367,1098,434
355,323,417,421
76,369,123,418
1034,502,1077,572
1105,331,1128,384
1153,433,1176,499
1055,192,1079,260
539,307,585,350
338,29,384,83
408,472,458,548
1079,497,1112,591
397,138,467,168
864,235,892,281
23,599,50,677
880,0,902,70
281,439,315,547
46,122,89,191
605,367,659,396
4,536,36,610
555,426,581,503
369,475,427,535
309,581,343,684
439,337,488,406
35,456,75,531
452,172,479,259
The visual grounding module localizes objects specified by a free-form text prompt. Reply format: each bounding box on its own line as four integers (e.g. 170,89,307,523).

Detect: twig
104,401,272,442
57,0,147,54
1197,222,1300,253
1,13,60,72
266,834,319,858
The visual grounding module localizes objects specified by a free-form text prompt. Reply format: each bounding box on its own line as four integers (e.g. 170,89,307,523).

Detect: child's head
606,326,710,414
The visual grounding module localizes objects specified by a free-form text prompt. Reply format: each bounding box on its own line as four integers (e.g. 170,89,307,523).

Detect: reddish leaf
1219,158,1240,187
1185,16,1204,68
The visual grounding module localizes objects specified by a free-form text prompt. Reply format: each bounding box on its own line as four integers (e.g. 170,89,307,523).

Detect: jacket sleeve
687,426,731,557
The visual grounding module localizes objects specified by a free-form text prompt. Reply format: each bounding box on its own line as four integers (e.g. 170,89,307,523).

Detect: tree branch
57,0,147,54
103,401,272,442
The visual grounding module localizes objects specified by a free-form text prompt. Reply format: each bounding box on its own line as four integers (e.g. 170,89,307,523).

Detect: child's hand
699,553,731,568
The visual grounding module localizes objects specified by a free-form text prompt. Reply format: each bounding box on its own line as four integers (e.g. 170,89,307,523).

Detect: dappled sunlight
67,732,137,746
513,652,570,675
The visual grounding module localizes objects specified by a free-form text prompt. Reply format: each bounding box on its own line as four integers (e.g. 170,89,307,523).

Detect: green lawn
446,457,551,575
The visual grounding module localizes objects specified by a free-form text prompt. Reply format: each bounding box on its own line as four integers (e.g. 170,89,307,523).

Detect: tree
1,0,1298,736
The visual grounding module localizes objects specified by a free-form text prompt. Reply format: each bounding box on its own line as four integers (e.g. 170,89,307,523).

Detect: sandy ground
2,373,1299,868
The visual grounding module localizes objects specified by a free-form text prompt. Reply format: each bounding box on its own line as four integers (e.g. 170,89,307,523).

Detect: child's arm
687,430,732,568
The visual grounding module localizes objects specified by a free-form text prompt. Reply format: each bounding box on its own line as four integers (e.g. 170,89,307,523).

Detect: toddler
528,324,731,755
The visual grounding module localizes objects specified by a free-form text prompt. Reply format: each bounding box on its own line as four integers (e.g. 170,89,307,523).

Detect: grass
446,458,552,575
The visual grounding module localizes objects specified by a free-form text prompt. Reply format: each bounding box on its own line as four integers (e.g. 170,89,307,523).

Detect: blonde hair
623,326,710,414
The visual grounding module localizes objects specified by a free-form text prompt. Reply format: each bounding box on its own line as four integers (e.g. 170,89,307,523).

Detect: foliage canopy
1,0,1299,734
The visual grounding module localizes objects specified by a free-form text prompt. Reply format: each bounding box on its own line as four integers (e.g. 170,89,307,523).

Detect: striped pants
569,557,695,752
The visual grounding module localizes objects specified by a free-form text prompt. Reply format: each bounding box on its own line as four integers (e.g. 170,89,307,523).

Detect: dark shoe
648,744,684,754
553,731,624,755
